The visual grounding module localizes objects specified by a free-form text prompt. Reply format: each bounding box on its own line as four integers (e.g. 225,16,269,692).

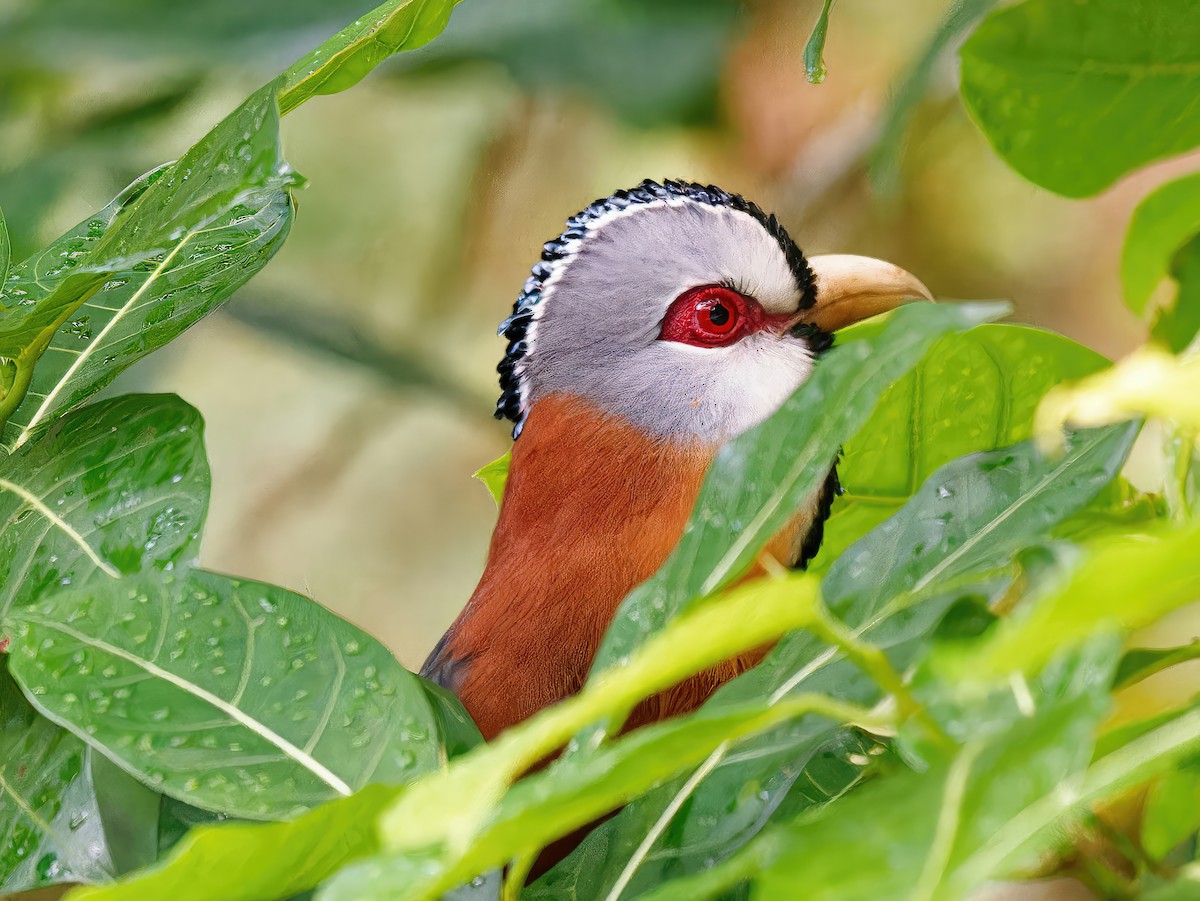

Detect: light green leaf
0,663,116,893
1143,764,1200,860
802,0,836,84
1123,172,1200,316
0,81,299,440
588,302,1006,683
364,574,824,897
535,424,1137,900
279,0,462,115
1037,347,1200,439
472,454,509,508
950,521,1200,680
322,692,876,901
0,170,295,453
646,643,1117,901
0,393,209,619
960,0,1200,197
65,785,400,901
3,568,479,820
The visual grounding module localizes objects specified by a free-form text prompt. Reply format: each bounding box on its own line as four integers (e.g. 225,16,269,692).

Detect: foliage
0,1,1198,901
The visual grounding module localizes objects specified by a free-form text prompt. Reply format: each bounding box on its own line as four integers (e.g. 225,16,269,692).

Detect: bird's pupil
707,302,729,326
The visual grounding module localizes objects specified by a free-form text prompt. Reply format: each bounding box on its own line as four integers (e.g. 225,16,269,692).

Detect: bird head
495,179,930,443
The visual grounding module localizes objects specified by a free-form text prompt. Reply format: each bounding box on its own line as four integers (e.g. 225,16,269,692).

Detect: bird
422,179,930,742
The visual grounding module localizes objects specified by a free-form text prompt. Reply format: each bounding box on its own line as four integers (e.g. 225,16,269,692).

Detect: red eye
659,285,751,347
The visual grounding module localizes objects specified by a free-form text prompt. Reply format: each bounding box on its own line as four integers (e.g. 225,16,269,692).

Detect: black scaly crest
494,178,825,437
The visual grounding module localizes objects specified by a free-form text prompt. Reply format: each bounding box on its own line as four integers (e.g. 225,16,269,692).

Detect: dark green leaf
0,173,294,453
321,693,874,901
90,753,161,877
1115,641,1200,691
0,393,209,619
588,302,1006,682
536,424,1136,900
802,0,835,84
0,81,298,437
960,0,1200,197
279,0,462,114
0,662,115,893
3,568,479,819
644,641,1116,901
1122,172,1200,316
65,785,401,901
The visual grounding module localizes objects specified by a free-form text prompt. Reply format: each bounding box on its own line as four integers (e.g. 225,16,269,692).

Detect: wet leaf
2,568,480,819
0,172,294,453
322,692,874,901
0,662,115,893
960,0,1200,197
817,324,1108,567
534,424,1137,900
0,81,299,441
0,393,209,619
588,302,1006,683
90,753,162,877
279,0,462,115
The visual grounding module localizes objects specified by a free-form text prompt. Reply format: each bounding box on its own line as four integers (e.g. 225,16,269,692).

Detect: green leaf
1152,235,1200,354
1115,641,1200,691
0,81,298,440
0,393,210,619
321,693,877,901
64,784,401,901
1123,172,1200,316
278,0,462,115
361,575,825,897
0,202,10,291
802,0,835,84
948,521,1200,680
534,424,1137,900
0,662,116,893
2,568,477,820
1143,764,1200,860
647,660,1111,901
0,169,295,453
959,0,1200,197
587,302,1006,684
471,454,509,508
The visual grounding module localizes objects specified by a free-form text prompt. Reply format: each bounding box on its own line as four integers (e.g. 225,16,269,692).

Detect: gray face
520,196,818,444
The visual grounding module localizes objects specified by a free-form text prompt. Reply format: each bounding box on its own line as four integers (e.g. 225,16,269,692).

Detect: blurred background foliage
1,0,1193,668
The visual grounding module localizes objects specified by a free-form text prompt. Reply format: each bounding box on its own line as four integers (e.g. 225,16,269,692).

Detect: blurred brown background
0,0,1180,668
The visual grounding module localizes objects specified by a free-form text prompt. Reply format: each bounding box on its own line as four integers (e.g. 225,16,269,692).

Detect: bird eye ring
659,285,751,347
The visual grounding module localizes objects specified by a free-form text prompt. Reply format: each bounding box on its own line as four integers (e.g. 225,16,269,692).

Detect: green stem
1167,426,1197,522
503,851,535,901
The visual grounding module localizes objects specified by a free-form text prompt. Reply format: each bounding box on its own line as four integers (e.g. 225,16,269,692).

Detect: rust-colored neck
433,393,714,739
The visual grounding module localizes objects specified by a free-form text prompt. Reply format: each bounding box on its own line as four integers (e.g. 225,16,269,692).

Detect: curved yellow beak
800,254,933,332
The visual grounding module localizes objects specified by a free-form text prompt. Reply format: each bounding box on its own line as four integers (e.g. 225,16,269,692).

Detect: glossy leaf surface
534,424,1137,899
0,393,209,619
0,663,115,893
4,568,478,819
